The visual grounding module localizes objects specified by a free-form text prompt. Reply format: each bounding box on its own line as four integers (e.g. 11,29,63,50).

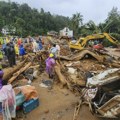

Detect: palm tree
86,20,100,34
71,13,83,37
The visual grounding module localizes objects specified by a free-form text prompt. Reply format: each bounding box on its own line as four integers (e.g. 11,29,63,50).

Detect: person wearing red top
93,43,103,50
17,38,22,47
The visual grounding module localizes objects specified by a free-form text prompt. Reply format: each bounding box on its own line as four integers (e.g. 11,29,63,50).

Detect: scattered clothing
14,85,38,101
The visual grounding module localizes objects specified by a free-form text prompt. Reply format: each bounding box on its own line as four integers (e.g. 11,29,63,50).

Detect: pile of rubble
2,39,120,119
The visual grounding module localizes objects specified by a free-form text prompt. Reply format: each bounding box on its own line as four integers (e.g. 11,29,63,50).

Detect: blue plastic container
16,92,25,107
23,98,39,114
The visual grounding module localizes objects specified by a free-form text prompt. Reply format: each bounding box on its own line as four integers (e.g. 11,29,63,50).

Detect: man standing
10,42,16,65
49,44,58,58
32,40,38,53
38,36,43,50
56,43,60,57
6,42,16,67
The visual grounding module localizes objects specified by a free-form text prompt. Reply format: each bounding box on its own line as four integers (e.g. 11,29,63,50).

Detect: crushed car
85,68,120,118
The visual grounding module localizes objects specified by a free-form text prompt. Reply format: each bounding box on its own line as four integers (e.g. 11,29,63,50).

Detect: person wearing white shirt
56,44,60,57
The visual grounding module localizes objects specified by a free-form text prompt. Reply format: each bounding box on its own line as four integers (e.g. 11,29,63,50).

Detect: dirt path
24,72,78,120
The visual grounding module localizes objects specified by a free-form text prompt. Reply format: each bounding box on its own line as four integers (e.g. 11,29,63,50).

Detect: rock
101,65,106,68
57,114,62,119
68,67,77,74
33,70,39,78
25,74,34,81
44,109,49,114
27,79,32,85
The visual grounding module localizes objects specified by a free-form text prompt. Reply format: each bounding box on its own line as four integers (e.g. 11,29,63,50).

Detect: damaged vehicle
86,68,120,118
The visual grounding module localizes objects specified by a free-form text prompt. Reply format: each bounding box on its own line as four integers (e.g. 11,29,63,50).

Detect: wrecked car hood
87,68,120,87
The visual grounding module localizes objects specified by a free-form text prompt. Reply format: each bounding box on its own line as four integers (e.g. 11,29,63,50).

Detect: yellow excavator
69,33,119,50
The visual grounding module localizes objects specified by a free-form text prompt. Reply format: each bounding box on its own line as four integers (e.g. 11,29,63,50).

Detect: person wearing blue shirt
19,44,25,56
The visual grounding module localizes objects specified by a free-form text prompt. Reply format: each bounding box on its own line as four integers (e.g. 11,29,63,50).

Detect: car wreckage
86,68,120,118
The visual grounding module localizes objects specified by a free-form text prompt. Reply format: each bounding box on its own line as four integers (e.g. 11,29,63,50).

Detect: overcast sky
9,0,120,24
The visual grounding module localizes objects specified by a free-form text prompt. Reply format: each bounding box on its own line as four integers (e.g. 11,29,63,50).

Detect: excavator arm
103,33,119,45
81,34,104,47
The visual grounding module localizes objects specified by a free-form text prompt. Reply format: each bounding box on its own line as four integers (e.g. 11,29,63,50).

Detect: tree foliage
0,1,120,41
101,7,120,40
0,1,71,37
70,13,83,37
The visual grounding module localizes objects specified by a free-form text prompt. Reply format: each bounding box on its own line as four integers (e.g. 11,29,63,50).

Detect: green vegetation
0,1,70,37
0,1,120,41
78,8,120,39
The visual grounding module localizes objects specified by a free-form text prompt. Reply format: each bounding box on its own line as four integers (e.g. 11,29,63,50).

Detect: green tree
15,18,25,36
0,1,72,37
0,19,4,31
80,20,100,36
70,13,83,37
106,8,120,32
102,7,120,40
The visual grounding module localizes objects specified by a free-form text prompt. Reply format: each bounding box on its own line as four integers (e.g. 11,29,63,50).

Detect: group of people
88,40,104,50
25,36,43,53
0,35,61,79
0,36,44,67
0,37,26,67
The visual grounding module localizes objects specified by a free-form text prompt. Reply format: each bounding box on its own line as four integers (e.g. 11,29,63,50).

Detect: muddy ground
16,72,119,120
